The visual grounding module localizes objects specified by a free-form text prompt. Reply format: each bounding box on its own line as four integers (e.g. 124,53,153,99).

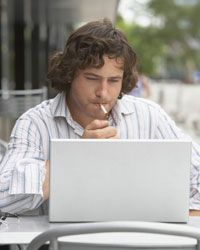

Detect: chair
0,87,48,118
0,87,48,141
0,139,7,163
27,221,200,250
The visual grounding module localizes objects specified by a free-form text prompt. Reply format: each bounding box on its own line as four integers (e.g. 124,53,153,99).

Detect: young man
0,19,200,215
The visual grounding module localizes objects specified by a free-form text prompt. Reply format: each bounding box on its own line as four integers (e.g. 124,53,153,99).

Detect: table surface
1,216,200,246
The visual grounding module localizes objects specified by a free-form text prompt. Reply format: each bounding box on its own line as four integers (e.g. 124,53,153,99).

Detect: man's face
67,56,124,127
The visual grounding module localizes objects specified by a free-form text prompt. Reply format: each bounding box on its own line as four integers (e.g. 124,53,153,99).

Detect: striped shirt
0,92,200,214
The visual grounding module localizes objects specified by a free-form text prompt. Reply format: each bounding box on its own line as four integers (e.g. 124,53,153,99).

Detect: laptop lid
49,139,191,223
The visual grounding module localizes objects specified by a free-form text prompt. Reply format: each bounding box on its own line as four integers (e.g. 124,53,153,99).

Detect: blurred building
0,0,119,141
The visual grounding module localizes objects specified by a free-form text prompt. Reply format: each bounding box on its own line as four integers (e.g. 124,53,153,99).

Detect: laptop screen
49,139,191,223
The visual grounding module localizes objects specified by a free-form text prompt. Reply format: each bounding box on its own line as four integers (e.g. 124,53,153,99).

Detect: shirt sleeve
0,115,46,214
155,105,200,209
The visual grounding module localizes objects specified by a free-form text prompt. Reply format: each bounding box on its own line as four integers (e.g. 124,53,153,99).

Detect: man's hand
82,119,119,139
43,160,49,200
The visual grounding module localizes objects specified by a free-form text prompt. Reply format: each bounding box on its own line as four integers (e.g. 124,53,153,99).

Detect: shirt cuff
190,187,200,210
9,158,46,196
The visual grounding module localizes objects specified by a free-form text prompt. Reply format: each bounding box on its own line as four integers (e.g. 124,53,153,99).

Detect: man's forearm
43,160,49,200
189,210,200,216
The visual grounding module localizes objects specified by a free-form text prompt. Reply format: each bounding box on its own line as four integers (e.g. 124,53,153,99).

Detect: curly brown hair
47,19,138,97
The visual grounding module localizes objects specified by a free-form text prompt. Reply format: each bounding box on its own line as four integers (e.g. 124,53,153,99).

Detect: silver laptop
49,139,191,223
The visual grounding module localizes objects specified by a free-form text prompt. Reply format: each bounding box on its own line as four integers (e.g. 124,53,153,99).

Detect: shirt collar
51,92,68,118
113,95,135,117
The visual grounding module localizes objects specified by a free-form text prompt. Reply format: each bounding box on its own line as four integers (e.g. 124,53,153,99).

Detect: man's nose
95,79,108,98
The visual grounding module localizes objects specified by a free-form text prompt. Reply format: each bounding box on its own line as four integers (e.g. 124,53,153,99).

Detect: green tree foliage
117,16,164,76
117,0,200,81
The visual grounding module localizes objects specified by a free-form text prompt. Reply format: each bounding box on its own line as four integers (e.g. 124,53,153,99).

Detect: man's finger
85,119,109,130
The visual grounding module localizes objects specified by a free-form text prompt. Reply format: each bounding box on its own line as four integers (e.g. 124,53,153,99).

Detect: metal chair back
0,87,48,118
0,139,7,163
26,221,200,250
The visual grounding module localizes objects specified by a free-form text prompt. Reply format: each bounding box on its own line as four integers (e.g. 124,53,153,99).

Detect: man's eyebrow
84,73,100,77
83,72,123,78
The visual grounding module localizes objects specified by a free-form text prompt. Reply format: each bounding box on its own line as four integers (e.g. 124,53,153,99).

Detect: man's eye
109,79,119,83
86,77,99,81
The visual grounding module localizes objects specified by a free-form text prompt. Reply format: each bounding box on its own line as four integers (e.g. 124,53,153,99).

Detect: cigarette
100,104,108,114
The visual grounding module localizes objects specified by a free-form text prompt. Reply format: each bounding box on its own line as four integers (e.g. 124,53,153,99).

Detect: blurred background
0,0,199,156
117,0,200,144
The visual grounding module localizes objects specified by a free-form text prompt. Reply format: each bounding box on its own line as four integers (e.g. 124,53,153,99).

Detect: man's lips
92,102,108,104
